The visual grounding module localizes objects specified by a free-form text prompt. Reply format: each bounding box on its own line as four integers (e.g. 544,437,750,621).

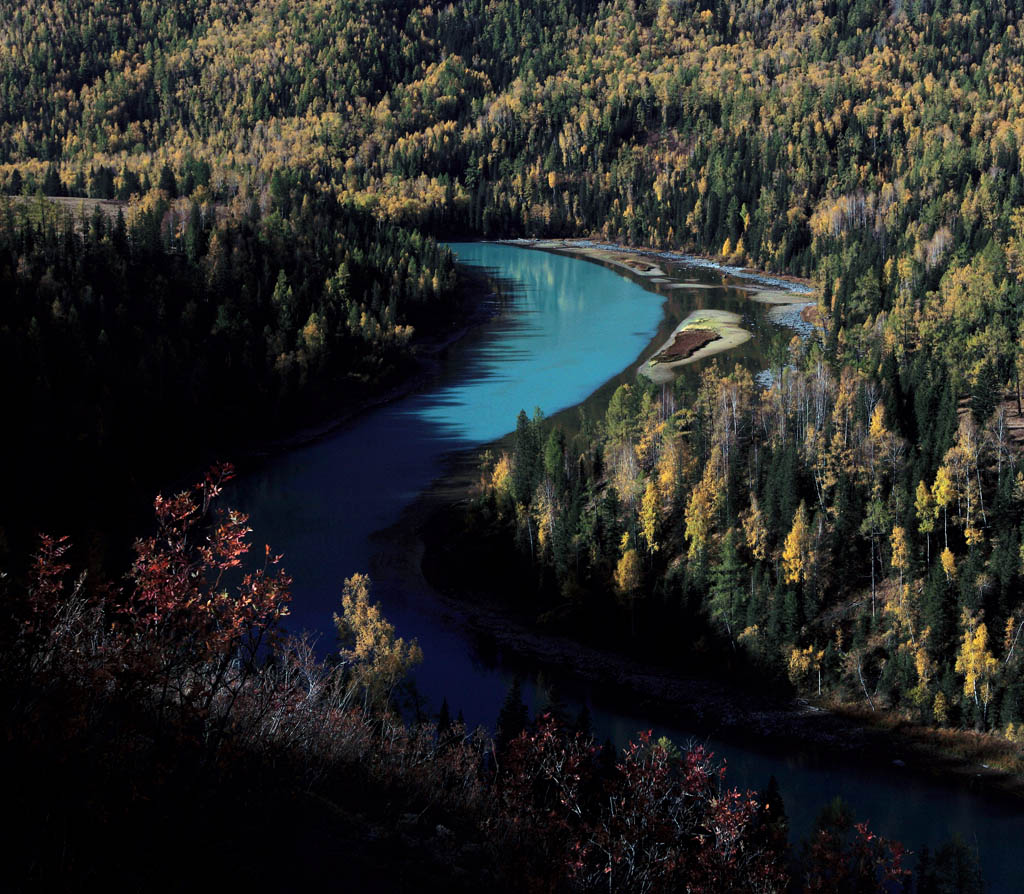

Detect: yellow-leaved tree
889,525,915,644
890,525,910,590
940,547,956,582
491,452,512,494
867,402,888,484
788,645,825,695
955,608,998,726
656,432,685,505
614,534,644,635
909,627,935,713
639,478,661,554
915,479,937,563
932,464,955,549
489,452,514,516
741,494,769,562
782,501,812,585
334,573,422,711
685,446,724,561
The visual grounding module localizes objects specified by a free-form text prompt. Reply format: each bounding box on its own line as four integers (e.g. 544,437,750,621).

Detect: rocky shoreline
498,237,817,301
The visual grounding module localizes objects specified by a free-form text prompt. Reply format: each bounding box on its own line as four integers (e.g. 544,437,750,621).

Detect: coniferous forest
4,0,1024,890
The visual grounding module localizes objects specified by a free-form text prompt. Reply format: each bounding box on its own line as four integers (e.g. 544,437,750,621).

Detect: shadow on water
478,643,1024,888
228,243,1024,891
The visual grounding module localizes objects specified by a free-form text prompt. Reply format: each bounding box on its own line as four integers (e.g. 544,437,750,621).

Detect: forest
0,181,458,560
460,341,1024,747
3,466,981,891
4,0,1024,888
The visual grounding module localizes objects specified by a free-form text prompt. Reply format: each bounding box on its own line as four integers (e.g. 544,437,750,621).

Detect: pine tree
512,408,542,507
496,677,530,751
710,528,746,644
438,697,452,737
158,163,178,198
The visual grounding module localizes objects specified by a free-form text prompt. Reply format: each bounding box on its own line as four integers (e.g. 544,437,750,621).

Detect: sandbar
640,309,751,384
726,283,816,305
500,238,667,276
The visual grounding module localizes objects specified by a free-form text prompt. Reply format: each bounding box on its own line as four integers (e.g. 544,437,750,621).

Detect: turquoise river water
231,243,1023,889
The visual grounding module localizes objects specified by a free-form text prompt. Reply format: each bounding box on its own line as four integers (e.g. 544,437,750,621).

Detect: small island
640,309,752,383
652,327,720,362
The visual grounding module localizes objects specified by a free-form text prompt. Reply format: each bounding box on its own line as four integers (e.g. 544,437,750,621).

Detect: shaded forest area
0,182,458,563
4,468,982,892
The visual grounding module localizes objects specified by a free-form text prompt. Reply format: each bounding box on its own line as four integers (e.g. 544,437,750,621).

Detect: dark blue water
232,243,1024,890
231,242,666,719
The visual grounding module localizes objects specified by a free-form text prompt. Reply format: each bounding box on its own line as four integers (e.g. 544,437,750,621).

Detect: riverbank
378,458,1024,808
498,238,817,305
229,265,499,470
359,244,1024,808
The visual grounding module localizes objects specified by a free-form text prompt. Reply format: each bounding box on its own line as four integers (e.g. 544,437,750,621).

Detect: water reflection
229,242,666,667
229,243,1024,891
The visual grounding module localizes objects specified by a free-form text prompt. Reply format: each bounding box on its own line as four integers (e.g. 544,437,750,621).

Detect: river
231,242,1024,890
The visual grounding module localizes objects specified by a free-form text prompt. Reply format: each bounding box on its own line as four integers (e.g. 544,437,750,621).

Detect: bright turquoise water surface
412,243,667,441
230,241,666,721
231,243,1024,891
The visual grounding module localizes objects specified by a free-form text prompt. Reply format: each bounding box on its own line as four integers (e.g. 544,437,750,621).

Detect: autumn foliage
801,799,910,894
0,467,917,890
1,467,490,885
494,719,788,892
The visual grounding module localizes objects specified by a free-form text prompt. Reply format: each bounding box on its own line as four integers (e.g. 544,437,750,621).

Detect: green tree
157,163,178,198
709,528,747,645
496,676,530,751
